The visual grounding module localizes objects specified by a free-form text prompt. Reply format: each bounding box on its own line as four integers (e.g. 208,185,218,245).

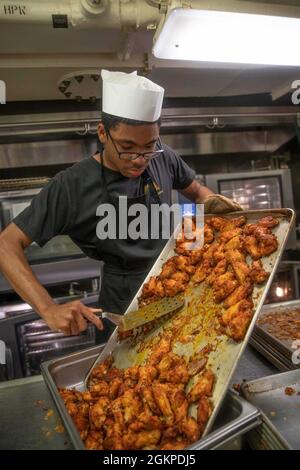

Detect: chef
0,70,241,336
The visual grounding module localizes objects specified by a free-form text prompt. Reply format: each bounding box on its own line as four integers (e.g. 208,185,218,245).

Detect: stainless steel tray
250,335,291,372
241,369,300,449
41,345,261,450
251,300,300,370
85,209,295,439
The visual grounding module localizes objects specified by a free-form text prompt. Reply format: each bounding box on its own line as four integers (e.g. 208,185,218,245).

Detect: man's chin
123,168,145,178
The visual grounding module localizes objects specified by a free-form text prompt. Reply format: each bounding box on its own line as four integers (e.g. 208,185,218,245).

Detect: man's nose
135,155,147,165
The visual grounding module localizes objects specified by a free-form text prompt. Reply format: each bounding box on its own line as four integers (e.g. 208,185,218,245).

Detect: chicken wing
226,311,252,342
225,235,242,251
169,389,189,423
249,260,269,284
180,416,201,442
192,258,212,284
242,235,261,260
258,232,278,257
159,258,176,280
197,396,213,434
85,430,104,450
206,216,226,231
152,383,174,425
220,227,243,243
221,299,253,326
213,272,239,303
187,369,215,403
148,336,172,366
222,215,247,230
160,439,189,450
123,429,161,450
141,276,165,299
224,282,253,308
162,278,186,297
226,249,250,284
121,389,142,425
89,397,110,430
206,259,228,286
257,215,279,229
72,414,89,440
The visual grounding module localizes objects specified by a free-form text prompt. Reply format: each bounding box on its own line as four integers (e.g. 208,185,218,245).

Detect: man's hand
41,300,104,335
203,194,243,214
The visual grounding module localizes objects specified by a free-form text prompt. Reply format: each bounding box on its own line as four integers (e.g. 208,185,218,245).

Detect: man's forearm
195,185,214,202
0,238,55,317
179,180,213,203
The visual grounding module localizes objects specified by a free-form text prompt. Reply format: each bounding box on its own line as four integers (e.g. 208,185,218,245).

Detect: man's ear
97,122,107,144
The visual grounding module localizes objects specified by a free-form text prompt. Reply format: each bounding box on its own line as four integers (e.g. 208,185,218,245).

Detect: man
0,70,241,336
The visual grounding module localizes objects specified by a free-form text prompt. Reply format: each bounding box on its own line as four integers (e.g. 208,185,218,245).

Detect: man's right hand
41,300,104,336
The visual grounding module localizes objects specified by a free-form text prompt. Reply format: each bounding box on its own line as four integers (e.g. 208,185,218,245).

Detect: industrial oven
0,178,109,380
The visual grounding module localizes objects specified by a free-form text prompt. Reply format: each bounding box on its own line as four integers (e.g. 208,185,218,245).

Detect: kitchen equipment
41,344,261,450
250,299,300,371
100,295,184,330
79,209,294,445
0,293,111,380
241,369,300,449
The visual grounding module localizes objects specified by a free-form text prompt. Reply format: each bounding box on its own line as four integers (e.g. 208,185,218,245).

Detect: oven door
17,319,96,377
0,295,110,380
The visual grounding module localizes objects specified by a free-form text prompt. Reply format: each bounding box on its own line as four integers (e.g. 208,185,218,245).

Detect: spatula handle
101,311,123,327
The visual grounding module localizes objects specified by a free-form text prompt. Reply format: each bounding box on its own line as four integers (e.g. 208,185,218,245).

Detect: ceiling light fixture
153,8,300,66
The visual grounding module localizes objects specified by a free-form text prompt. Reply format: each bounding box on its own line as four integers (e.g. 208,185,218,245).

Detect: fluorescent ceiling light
153,8,300,66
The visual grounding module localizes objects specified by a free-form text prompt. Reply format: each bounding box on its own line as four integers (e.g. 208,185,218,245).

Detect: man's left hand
202,194,243,214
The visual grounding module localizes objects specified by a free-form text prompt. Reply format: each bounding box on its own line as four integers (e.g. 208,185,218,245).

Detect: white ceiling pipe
0,0,163,29
0,0,109,26
0,1,73,24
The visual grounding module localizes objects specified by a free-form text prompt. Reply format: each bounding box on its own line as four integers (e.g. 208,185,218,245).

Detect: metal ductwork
0,107,298,169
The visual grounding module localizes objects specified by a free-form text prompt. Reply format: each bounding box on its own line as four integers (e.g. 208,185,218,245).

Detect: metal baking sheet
250,336,291,372
86,209,294,438
251,331,297,369
251,333,292,369
41,345,261,450
241,369,300,449
247,413,291,450
42,209,294,449
252,300,300,366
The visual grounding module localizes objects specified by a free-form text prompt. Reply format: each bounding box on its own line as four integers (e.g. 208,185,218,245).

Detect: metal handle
5,347,14,380
101,312,123,327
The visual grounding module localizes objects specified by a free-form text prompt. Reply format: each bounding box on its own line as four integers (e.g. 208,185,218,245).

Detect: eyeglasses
106,129,164,161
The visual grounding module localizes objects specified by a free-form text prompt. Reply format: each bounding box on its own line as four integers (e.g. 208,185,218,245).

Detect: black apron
96,151,166,318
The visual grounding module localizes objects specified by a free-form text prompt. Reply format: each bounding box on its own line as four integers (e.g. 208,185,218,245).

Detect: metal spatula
84,294,185,388
99,294,185,332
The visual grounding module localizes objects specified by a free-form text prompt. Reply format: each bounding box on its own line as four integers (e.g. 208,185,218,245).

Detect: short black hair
101,112,161,131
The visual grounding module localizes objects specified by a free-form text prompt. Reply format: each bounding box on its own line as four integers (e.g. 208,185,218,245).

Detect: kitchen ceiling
0,0,300,103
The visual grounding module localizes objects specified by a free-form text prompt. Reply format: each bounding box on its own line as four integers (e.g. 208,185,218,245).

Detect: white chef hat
101,69,164,123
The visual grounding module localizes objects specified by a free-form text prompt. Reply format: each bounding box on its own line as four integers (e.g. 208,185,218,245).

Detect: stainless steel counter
0,345,276,450
0,375,73,450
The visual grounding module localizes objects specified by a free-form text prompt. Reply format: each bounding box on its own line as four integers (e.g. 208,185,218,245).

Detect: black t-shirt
13,143,195,269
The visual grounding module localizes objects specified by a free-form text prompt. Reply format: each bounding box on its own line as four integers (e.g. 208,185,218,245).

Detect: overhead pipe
0,0,163,29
